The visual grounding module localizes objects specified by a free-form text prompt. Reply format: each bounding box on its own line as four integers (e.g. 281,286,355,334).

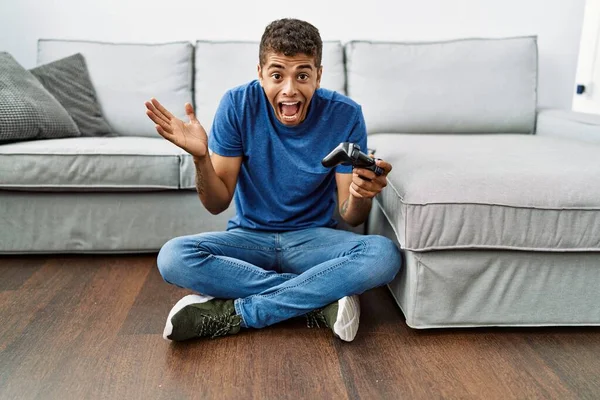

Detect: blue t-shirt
208,79,367,231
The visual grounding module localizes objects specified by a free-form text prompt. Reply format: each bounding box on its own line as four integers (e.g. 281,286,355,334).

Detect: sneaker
306,295,360,342
163,294,242,341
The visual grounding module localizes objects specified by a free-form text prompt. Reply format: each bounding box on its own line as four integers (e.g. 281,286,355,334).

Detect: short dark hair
259,19,323,67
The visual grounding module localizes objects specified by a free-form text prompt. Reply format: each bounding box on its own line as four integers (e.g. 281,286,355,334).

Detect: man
145,18,402,343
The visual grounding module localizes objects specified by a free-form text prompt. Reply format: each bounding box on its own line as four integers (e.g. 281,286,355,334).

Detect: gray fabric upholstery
194,41,346,131
0,190,234,253
369,201,600,328
0,189,357,253
30,53,113,137
37,39,193,138
536,108,600,144
0,52,80,142
368,133,600,251
0,137,194,190
345,37,538,134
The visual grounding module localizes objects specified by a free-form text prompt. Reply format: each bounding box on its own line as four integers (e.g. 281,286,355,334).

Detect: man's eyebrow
266,63,314,70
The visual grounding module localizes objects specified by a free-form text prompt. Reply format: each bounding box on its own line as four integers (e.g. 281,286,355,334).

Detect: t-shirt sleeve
208,91,243,157
336,106,368,174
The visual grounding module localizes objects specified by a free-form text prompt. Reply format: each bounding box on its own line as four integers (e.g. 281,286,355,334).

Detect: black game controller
321,142,384,176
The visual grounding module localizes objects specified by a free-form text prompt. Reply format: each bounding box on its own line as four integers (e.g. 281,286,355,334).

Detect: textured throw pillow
0,52,80,142
30,53,113,137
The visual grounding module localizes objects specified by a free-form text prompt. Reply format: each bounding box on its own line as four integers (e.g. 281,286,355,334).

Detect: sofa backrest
36,37,538,137
37,39,193,138
194,41,345,131
345,37,538,134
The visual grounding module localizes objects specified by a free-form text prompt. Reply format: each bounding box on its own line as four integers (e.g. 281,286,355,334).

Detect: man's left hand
350,159,392,199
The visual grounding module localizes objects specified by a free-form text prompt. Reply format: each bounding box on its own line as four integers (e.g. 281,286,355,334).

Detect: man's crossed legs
157,227,402,342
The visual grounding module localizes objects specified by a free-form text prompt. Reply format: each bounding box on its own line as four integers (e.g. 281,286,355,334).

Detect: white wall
0,0,585,109
573,0,600,114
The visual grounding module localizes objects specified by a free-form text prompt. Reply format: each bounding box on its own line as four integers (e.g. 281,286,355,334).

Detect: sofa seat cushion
0,137,195,191
370,134,600,252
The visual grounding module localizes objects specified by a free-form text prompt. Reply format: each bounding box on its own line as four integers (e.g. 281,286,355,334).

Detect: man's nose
282,78,297,96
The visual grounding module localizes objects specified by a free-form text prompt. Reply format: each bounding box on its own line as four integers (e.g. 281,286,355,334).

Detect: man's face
258,52,322,126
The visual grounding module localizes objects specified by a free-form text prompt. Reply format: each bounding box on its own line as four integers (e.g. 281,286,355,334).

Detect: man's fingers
354,168,376,181
353,178,381,194
146,110,173,134
376,159,393,174
155,125,177,143
350,182,377,199
185,103,198,123
145,101,170,125
151,98,175,120
352,173,380,192
349,183,364,198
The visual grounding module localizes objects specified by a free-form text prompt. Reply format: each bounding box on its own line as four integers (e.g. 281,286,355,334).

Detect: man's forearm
340,195,372,227
193,155,233,215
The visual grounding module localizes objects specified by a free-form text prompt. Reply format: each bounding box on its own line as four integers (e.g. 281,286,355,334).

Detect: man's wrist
343,192,372,216
193,154,209,164
348,191,371,205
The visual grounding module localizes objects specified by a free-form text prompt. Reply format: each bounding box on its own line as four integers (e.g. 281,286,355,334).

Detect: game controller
321,142,384,176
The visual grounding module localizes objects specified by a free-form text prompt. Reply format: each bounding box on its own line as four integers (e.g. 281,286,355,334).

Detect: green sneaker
306,295,360,342
163,294,242,341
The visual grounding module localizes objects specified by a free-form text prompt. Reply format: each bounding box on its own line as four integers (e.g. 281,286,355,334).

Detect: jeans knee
156,237,186,283
365,235,402,285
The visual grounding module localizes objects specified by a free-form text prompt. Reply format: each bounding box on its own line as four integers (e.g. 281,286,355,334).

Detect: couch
1,36,599,328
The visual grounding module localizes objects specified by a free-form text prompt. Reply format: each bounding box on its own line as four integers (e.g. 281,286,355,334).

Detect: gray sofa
1,37,599,328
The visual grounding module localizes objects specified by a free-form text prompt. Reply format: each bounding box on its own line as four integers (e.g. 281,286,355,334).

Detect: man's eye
272,73,281,80
298,73,309,81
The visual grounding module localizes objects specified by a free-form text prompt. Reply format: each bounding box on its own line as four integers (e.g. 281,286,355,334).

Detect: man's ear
257,64,263,86
316,66,323,89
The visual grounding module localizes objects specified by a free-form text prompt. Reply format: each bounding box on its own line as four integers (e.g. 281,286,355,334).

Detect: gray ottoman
368,133,600,327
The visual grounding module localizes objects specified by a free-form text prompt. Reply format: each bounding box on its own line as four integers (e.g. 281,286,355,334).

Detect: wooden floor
1,256,600,400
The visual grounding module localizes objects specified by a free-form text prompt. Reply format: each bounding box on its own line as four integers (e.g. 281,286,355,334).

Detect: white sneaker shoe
306,295,361,342
331,295,361,342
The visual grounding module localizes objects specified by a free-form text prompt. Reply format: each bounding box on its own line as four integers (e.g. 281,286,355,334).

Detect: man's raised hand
145,98,208,157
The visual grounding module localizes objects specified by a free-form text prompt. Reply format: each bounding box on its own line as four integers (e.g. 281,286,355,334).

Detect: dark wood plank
119,257,190,335
0,256,150,399
2,255,600,400
334,288,576,399
523,329,600,395
0,255,46,290
0,257,87,353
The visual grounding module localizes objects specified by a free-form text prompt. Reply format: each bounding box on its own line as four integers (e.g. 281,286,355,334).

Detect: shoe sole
333,295,360,342
163,294,214,340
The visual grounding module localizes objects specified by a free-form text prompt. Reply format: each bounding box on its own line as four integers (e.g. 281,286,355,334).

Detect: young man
145,18,402,343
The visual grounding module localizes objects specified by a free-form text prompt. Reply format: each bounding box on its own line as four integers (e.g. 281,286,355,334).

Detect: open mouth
278,101,302,123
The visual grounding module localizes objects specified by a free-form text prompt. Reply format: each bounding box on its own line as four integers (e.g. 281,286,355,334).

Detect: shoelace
305,309,328,329
197,314,241,339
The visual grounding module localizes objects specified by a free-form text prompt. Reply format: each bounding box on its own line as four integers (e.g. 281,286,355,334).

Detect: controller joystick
321,142,384,176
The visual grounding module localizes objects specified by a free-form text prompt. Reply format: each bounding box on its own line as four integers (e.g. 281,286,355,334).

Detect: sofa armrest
535,108,600,144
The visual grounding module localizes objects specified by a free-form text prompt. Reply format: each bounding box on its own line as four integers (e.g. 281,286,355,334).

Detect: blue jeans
157,227,402,329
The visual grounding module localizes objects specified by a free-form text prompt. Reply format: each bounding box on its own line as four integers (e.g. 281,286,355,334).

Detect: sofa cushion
346,37,537,134
0,52,80,143
369,133,600,252
37,39,193,138
536,109,600,145
194,41,345,131
0,137,195,191
30,53,114,137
